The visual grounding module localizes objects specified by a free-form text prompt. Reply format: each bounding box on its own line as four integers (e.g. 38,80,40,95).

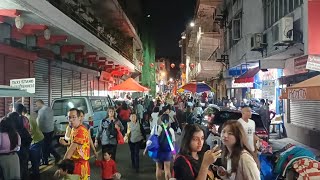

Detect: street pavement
39,144,157,180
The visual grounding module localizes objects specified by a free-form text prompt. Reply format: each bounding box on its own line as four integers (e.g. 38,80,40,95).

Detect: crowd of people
1,92,265,180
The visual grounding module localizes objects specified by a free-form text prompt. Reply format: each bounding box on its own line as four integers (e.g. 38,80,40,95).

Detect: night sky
147,0,196,60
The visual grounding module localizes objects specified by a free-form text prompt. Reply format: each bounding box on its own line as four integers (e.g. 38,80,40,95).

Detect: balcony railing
48,0,133,62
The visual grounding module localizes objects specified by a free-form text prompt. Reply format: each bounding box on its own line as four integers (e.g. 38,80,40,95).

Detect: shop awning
281,75,320,100
234,67,260,83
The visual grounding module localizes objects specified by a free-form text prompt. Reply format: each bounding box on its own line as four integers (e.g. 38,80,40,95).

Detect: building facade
0,0,143,116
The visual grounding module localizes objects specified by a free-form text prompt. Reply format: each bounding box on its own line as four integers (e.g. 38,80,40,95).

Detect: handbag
116,128,125,145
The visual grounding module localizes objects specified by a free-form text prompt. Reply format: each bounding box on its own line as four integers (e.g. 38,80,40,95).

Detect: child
95,149,121,180
54,159,80,180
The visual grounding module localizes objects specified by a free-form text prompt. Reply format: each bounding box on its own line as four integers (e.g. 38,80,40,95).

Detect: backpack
102,119,118,139
158,125,172,152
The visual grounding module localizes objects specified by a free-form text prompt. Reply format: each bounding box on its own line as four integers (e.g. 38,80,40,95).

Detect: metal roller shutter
62,69,72,97
88,74,94,96
99,81,105,96
81,73,88,96
34,59,49,105
289,100,320,130
94,78,99,96
73,71,81,96
51,66,62,101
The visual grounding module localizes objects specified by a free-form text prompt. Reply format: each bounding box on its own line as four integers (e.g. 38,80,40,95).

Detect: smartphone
212,137,222,149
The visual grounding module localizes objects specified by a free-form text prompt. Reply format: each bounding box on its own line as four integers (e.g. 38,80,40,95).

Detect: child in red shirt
95,149,121,180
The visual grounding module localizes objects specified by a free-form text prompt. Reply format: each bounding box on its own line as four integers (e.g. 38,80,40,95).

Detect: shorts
73,159,90,180
154,151,173,163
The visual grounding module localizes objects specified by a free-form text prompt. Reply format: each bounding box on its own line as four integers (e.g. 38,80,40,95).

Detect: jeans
30,140,43,176
42,131,60,164
121,120,128,136
129,141,141,170
17,146,30,180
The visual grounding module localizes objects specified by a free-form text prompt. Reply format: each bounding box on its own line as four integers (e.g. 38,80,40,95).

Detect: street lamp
181,32,186,39
190,21,195,27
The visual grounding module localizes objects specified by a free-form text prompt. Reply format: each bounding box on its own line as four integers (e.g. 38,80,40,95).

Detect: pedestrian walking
7,111,32,180
125,112,146,172
63,108,90,180
95,106,124,161
0,117,21,180
119,102,131,135
24,108,44,179
95,149,121,180
35,99,61,165
144,114,175,180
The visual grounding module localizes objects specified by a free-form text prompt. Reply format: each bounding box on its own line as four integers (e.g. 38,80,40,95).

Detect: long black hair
7,112,24,130
0,117,19,150
179,124,205,156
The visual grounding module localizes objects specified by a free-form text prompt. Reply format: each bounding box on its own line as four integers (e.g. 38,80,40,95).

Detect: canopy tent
281,75,320,100
234,67,260,83
110,78,149,92
0,85,35,97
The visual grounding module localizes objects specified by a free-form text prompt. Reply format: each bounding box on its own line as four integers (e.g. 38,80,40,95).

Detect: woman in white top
150,106,160,130
219,120,260,180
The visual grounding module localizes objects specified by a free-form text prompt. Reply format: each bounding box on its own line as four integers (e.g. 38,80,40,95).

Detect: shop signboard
231,80,253,88
10,78,36,93
288,88,307,100
294,55,308,74
306,55,320,72
262,80,275,100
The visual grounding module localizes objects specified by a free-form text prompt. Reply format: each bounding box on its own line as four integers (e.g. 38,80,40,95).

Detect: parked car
51,96,114,139
208,110,269,141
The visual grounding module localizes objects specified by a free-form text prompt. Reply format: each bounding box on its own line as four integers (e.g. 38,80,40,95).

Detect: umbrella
180,82,213,93
0,85,35,97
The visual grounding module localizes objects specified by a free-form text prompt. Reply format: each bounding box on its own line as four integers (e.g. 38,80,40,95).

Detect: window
91,99,104,112
264,0,303,29
232,18,241,41
52,98,88,116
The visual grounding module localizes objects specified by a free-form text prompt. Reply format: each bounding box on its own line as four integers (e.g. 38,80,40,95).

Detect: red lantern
170,63,175,68
150,63,154,68
160,63,165,68
190,63,195,69
179,63,185,69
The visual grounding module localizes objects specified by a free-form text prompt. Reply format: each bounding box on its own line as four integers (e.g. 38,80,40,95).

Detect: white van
51,96,114,139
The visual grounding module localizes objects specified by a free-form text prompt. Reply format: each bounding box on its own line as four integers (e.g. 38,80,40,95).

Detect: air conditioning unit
272,17,293,46
251,33,263,50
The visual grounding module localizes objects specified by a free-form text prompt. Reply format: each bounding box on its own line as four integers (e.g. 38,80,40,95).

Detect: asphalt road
39,143,157,180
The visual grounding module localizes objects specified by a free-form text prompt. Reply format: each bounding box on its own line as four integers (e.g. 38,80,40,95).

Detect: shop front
0,44,37,117
281,75,320,149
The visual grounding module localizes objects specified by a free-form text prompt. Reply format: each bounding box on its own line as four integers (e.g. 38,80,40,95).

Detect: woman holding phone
218,120,260,180
173,124,221,180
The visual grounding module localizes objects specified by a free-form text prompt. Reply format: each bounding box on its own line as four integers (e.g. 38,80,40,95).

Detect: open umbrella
180,82,213,93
